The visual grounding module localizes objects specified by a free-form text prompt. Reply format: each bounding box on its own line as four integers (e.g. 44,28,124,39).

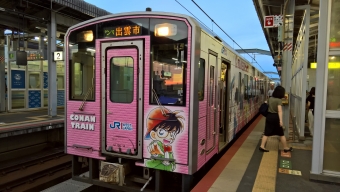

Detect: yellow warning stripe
252,136,279,192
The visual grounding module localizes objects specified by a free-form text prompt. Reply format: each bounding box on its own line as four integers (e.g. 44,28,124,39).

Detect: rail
0,148,65,175
0,148,72,192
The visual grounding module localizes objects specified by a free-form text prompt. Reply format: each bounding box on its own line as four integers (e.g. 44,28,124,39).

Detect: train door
101,40,144,159
206,52,217,153
218,61,229,150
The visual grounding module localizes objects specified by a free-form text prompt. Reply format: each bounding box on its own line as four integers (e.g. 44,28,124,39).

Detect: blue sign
28,90,41,108
57,90,64,106
43,72,48,89
110,121,133,130
11,70,25,89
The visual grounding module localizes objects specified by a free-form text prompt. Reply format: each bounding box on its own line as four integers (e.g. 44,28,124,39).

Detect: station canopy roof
0,0,111,47
252,0,320,64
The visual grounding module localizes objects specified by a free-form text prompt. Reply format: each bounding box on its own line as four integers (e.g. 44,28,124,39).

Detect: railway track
0,148,73,192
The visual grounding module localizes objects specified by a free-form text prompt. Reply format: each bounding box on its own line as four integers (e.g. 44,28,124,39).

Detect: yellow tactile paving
209,118,266,192
252,136,279,192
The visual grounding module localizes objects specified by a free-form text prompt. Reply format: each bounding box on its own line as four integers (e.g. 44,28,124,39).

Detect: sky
85,0,278,79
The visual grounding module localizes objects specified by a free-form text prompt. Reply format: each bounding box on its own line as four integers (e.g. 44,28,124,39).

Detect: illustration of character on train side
144,90,185,172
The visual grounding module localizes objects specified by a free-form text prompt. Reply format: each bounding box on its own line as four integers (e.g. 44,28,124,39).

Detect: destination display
8,50,44,61
103,24,142,38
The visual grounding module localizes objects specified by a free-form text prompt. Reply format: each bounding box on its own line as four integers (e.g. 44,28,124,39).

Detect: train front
64,12,196,187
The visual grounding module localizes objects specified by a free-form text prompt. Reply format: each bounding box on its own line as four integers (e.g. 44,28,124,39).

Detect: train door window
110,57,134,103
198,58,205,101
209,65,215,106
244,74,248,100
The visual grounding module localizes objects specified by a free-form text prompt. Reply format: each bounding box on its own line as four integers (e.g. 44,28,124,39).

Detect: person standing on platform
259,86,293,152
306,87,315,137
267,84,274,99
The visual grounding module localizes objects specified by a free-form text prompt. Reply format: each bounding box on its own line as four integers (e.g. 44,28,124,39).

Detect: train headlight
77,30,94,42
154,23,177,37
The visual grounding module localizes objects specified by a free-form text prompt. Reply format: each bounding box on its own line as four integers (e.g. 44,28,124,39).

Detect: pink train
65,9,270,191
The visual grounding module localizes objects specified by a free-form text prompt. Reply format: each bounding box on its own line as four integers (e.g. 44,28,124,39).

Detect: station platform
191,116,340,192
0,108,64,138
41,178,92,192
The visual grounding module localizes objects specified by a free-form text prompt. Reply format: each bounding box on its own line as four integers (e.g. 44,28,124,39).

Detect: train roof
66,11,269,79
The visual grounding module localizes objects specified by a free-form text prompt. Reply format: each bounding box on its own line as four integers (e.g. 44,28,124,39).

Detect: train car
64,9,270,191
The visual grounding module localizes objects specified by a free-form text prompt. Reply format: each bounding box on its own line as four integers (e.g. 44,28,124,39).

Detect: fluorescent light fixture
311,62,340,69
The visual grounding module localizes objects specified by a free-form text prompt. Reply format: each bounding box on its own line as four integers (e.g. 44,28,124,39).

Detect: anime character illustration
144,90,185,172
230,75,238,138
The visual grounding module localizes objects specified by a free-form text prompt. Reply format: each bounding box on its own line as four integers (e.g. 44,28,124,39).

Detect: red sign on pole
264,16,274,28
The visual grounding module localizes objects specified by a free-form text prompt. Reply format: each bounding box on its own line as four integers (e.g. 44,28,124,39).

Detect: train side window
110,57,134,103
198,58,205,101
238,72,242,103
255,78,257,97
244,74,248,100
249,76,253,98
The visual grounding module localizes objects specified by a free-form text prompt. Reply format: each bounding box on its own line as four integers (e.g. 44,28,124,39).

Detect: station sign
264,15,283,28
54,51,64,61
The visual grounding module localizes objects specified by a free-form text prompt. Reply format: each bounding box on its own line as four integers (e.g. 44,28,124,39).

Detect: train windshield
68,25,96,101
67,18,189,106
149,19,188,106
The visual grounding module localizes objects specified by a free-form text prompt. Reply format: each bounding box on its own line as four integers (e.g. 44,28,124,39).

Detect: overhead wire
175,0,273,78
191,0,270,77
174,0,212,33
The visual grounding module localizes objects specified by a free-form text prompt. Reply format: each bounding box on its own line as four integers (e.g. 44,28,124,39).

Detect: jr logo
110,121,133,131
110,122,121,129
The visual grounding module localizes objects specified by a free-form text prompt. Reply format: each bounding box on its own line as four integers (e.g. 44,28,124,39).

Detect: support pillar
0,29,5,112
295,5,311,139
47,11,57,117
282,0,295,138
311,0,331,175
7,37,18,112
